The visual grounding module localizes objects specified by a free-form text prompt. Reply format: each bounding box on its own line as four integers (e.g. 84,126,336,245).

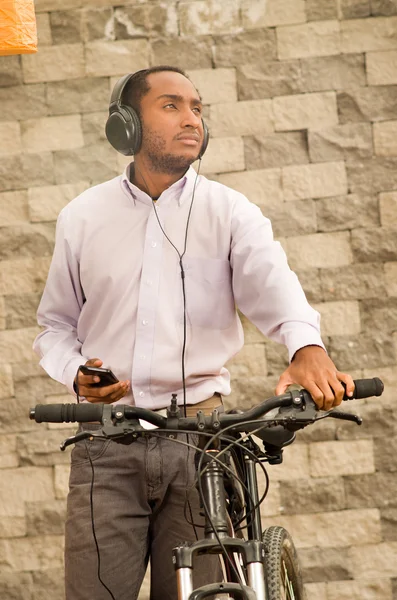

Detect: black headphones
105,72,210,158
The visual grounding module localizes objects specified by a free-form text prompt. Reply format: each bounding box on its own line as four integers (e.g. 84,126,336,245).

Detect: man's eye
193,107,202,114
164,103,176,109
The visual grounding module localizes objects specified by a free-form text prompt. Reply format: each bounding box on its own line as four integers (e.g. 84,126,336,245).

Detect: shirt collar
121,163,198,207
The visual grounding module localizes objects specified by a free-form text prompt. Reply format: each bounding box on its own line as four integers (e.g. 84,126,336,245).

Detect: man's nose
181,109,201,129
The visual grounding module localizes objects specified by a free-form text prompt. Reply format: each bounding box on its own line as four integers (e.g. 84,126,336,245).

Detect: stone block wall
0,0,397,598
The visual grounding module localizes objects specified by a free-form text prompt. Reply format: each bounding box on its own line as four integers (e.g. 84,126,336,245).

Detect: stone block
179,0,239,36
47,77,110,116
244,132,309,169
374,121,397,156
22,44,85,84
0,83,46,122
21,152,56,190
335,403,396,441
226,374,278,411
349,542,397,578
338,86,397,124
5,293,41,330
345,472,397,509
352,227,397,262
284,232,353,269
313,300,361,336
316,194,379,232
327,332,395,370
381,508,397,541
262,508,381,548
239,312,266,344
0,572,33,599
301,53,366,92
0,56,22,88
306,0,338,20
0,297,4,329
153,37,214,70
291,267,323,303
199,137,245,174
0,432,18,469
29,182,88,223
264,444,310,482
372,0,397,16
50,10,82,45
0,223,55,261
0,257,51,295
85,40,149,78
0,467,54,529
374,436,397,473
114,4,178,39
266,199,317,238
264,339,289,376
36,12,52,46
187,68,237,105
282,161,347,201
34,0,81,9
215,168,282,209
256,477,281,517
277,21,341,60
340,0,371,18
209,99,274,137
300,546,352,581
236,60,305,100
54,464,71,499
367,50,397,85
0,121,21,156
53,144,119,185
0,364,14,400
0,534,64,572
227,343,267,379
21,115,84,153
0,191,29,227
347,157,397,194
280,476,346,514
214,30,277,67
304,583,327,600
297,417,337,443
274,92,338,132
321,263,387,301
328,578,393,600
309,439,374,477
341,16,397,53
385,262,397,296
309,123,373,162
82,111,108,146
241,0,305,28
83,7,114,42
32,568,65,599
26,500,66,536
360,298,397,333
0,328,40,364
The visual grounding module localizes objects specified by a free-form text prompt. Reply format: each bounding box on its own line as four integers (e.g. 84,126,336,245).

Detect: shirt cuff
62,357,86,397
284,326,326,363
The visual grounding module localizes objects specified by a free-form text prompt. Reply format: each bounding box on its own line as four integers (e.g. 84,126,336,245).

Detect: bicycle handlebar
30,377,384,428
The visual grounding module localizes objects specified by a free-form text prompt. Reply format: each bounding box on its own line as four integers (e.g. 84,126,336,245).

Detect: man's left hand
275,345,354,410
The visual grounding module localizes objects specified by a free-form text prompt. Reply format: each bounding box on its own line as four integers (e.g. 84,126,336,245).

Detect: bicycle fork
173,451,268,600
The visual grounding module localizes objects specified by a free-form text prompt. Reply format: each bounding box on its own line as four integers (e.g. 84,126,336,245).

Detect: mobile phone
79,366,119,387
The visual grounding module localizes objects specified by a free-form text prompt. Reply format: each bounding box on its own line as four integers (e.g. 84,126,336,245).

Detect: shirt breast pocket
178,257,235,330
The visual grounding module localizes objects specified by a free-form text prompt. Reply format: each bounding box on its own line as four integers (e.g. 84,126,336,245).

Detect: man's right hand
74,358,130,404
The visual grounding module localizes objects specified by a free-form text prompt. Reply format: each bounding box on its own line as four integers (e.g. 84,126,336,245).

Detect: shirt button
139,391,145,397
142,319,148,325
146,279,153,286
140,354,146,360
151,241,157,248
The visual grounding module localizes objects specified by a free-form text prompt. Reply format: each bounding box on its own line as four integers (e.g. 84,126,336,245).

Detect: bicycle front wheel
263,526,305,600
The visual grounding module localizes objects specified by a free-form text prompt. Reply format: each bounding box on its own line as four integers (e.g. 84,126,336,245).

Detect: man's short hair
123,66,191,116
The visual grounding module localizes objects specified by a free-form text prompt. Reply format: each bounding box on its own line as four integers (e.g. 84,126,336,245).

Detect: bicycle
30,377,384,600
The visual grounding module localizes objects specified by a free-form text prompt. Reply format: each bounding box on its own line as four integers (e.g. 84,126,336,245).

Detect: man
34,66,354,600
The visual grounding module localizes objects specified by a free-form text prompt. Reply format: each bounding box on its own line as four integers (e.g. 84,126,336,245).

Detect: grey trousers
65,428,221,600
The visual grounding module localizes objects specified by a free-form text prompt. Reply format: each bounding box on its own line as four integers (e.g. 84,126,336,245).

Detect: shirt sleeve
33,209,87,395
230,195,326,362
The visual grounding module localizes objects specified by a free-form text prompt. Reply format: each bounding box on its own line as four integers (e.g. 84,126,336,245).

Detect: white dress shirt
33,164,325,409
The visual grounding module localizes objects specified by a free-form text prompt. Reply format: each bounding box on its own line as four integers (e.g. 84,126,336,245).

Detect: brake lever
60,430,99,451
327,411,363,425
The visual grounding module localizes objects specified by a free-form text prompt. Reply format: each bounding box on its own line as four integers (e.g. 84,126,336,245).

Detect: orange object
0,0,37,56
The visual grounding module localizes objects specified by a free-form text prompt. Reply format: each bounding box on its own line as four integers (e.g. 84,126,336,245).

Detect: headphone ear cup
105,105,142,156
199,119,209,159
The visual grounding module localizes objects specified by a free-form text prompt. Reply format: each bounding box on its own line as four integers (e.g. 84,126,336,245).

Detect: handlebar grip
344,377,384,400
30,403,104,423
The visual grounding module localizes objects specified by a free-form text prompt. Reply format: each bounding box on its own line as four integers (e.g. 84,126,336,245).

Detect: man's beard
142,126,200,174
